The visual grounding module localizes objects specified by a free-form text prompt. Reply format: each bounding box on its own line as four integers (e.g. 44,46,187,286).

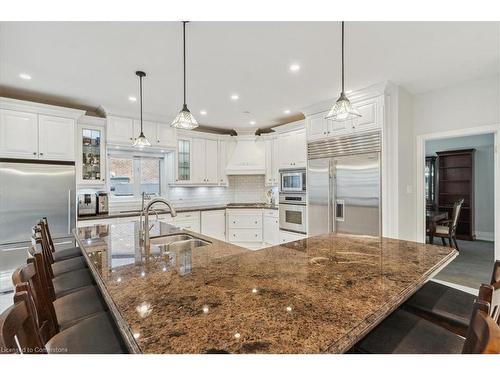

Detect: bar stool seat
403,281,475,335
51,256,86,276
53,286,106,330
53,247,82,262
355,309,464,354
53,268,94,298
45,312,126,354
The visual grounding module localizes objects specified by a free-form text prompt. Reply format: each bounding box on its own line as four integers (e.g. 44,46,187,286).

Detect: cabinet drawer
227,214,262,228
263,209,278,218
175,218,200,233
228,229,262,243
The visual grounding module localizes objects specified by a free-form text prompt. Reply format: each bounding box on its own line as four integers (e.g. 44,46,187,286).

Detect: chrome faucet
142,197,177,249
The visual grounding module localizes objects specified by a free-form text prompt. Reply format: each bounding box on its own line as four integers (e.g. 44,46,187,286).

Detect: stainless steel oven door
281,172,304,192
279,203,307,234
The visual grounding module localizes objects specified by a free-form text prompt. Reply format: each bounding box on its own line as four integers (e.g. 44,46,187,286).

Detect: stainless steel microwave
280,169,306,193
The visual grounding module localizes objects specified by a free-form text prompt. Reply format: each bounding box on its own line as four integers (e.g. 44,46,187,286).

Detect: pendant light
171,21,199,130
133,71,151,147
325,21,361,122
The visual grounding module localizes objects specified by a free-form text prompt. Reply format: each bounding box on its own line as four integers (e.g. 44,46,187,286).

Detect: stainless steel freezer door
307,158,331,236
333,153,380,236
0,162,76,245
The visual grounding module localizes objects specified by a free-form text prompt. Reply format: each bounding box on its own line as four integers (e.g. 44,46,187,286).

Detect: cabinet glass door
81,128,102,181
177,139,191,181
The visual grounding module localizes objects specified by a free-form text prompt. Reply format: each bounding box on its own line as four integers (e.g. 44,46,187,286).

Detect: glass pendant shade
132,131,151,148
171,104,199,130
325,92,361,122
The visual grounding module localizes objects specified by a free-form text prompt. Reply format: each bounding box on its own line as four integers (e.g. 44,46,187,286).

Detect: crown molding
0,96,86,119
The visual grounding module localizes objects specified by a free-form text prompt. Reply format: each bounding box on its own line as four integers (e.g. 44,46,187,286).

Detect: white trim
271,119,305,134
415,123,500,261
476,231,495,242
0,97,85,119
431,278,478,296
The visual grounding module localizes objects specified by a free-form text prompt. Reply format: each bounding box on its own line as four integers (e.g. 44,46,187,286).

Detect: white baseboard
475,231,494,242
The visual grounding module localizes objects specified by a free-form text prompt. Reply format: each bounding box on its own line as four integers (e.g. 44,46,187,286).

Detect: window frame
108,151,164,201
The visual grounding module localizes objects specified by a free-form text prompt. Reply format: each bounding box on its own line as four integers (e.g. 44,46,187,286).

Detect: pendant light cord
183,21,187,106
139,74,143,132
341,21,345,94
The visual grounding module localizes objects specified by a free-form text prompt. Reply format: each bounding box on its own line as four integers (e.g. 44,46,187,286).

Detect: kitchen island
74,221,457,354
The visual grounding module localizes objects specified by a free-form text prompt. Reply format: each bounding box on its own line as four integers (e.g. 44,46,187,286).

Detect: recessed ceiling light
19,73,32,80
200,110,207,115
128,96,137,102
249,121,256,125
283,109,291,114
289,64,300,72
230,94,239,101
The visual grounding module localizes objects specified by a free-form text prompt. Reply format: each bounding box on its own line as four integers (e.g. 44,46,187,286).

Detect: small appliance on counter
78,193,97,216
96,191,109,214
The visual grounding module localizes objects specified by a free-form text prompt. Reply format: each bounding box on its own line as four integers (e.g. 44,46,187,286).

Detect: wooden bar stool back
0,291,45,354
462,301,500,354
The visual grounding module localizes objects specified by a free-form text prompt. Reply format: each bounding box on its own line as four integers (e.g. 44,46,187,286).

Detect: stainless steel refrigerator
0,160,76,246
307,131,381,237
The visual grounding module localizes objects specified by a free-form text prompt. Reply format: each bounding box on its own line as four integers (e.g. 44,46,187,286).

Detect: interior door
333,153,381,236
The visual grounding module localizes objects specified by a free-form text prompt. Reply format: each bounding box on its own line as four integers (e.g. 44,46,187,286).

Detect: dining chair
403,260,500,337
434,198,464,250
354,284,500,354
0,289,125,354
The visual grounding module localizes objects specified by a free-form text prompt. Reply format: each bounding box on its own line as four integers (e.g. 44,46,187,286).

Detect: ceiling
0,21,498,130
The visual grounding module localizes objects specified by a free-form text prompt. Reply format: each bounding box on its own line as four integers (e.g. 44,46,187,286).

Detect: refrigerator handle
67,189,71,235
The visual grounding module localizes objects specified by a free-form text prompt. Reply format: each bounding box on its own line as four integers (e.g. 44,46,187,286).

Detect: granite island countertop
74,222,457,354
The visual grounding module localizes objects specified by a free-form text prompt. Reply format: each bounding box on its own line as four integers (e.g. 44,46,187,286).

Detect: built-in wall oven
280,169,306,193
279,193,307,234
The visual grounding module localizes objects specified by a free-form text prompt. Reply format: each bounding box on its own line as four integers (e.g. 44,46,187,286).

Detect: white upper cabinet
264,136,279,186
107,116,134,144
205,139,219,183
218,140,229,186
191,138,219,184
0,109,38,158
38,115,75,161
156,124,177,148
306,96,383,142
278,129,306,169
191,138,206,184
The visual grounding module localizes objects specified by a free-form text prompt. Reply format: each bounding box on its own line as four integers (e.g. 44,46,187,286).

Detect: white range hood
226,130,265,175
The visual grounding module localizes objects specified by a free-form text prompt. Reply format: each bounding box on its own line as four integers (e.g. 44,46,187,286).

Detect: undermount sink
149,233,211,251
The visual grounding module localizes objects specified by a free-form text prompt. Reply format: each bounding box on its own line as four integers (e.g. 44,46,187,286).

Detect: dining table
426,210,448,244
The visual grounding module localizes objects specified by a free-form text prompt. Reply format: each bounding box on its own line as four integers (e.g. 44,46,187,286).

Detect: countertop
78,203,278,221
74,222,457,354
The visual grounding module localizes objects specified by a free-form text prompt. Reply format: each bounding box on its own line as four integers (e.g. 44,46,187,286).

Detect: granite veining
74,222,457,354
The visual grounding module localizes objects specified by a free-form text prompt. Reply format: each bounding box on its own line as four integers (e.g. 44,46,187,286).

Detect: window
178,139,190,181
109,155,162,199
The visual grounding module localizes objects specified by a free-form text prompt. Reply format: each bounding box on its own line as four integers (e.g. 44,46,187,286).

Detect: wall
426,134,495,240
413,75,500,135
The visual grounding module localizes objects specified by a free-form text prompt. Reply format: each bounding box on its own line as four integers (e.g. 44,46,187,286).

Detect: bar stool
0,290,126,354
403,260,500,336
354,283,500,354
40,217,82,261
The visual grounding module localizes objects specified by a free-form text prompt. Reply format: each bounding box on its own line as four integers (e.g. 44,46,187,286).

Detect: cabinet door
176,138,192,183
291,129,307,168
38,115,75,161
107,116,134,144
218,140,228,186
133,120,157,144
351,98,381,133
191,138,206,183
156,123,176,148
79,125,105,184
307,113,329,141
201,210,226,240
277,133,292,169
263,215,279,245
0,109,38,159
264,138,274,186
272,137,279,185
328,118,350,136
204,139,219,183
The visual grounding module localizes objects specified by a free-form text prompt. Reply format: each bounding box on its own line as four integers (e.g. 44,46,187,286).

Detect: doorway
416,125,500,291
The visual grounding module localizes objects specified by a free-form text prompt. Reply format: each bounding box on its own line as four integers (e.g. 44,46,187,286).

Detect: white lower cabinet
279,229,307,244
227,209,263,250
201,209,226,241
263,209,279,245
172,211,201,233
